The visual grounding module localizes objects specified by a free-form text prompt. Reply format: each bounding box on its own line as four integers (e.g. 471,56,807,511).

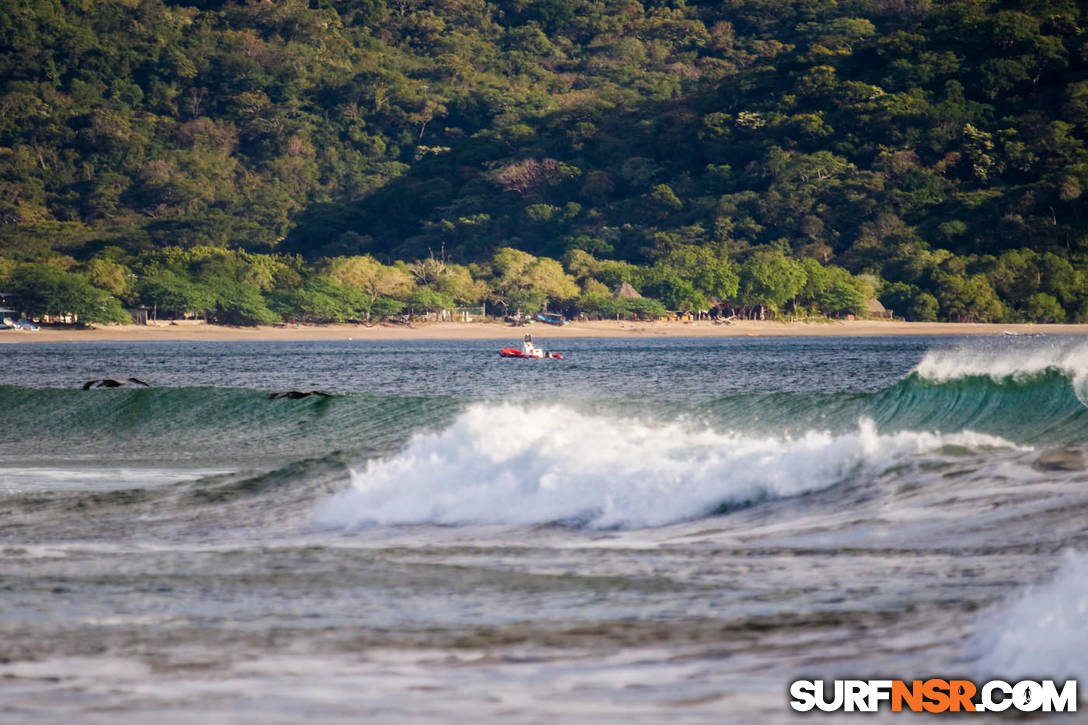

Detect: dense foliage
0,244,872,323
2,0,1087,323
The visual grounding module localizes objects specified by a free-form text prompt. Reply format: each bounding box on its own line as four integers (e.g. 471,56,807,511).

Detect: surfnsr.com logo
789,679,1077,713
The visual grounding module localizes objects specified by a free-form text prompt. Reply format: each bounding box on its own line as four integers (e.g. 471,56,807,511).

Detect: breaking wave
699,340,1088,444
314,404,1016,530
972,549,1088,683
913,340,1088,405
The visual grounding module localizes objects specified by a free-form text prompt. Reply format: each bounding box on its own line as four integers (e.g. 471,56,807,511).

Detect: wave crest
314,404,1014,530
913,341,1088,403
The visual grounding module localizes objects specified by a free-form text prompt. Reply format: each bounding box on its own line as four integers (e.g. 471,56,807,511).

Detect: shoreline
3,319,1088,344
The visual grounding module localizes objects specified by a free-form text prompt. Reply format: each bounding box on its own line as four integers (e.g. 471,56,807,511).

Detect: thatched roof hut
614,281,642,299
865,298,891,319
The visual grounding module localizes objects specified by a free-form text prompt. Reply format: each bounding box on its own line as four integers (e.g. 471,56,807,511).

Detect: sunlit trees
82,258,133,299
738,250,807,318
2,0,1087,324
267,277,371,323
137,269,214,320
797,260,870,317
487,247,579,314
324,255,415,319
12,263,131,324
936,274,1005,323
407,287,454,316
649,246,739,304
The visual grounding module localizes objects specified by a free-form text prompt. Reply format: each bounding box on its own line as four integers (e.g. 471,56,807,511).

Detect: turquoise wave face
1,362,1086,470
1,363,1085,531
0,386,462,467
701,368,1088,445
871,369,1088,443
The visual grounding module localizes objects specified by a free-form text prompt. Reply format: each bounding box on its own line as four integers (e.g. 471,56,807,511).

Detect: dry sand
3,319,1087,344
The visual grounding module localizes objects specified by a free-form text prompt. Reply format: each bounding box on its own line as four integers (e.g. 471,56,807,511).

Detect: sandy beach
3,318,1088,343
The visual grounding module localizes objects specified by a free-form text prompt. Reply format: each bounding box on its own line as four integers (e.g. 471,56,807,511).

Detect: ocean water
1,335,1087,722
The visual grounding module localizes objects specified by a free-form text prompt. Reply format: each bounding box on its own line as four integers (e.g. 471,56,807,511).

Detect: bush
1022,293,1066,323
12,263,131,324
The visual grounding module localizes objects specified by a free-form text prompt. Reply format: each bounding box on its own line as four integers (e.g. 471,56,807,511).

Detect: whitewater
1,335,1086,722
315,411,1016,529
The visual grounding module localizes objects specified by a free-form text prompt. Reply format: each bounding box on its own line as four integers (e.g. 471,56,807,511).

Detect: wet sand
2,318,1087,343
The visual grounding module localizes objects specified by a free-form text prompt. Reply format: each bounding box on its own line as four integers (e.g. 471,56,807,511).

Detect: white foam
973,550,1088,682
314,404,1014,530
0,466,231,493
914,340,1088,400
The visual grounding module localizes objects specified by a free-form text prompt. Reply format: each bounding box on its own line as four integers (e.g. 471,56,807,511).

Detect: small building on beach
865,298,893,319
125,307,151,325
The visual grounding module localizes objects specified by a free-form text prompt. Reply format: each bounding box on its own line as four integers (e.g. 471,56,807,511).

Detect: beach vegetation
1,0,1086,324
10,262,131,324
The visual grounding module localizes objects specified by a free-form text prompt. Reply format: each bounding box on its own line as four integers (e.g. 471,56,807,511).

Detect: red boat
500,334,563,359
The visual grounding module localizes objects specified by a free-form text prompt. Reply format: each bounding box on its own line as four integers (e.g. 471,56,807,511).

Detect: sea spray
314,404,1016,530
914,339,1088,405
972,549,1088,683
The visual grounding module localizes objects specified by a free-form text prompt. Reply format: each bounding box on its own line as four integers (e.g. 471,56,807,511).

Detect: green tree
268,276,371,323
937,274,1005,322
1022,293,1065,323
137,269,214,319
203,278,279,326
407,287,454,315
738,250,807,317
370,297,406,320
817,267,869,317
625,297,668,320
645,276,707,313
12,263,130,324
488,248,578,313
651,246,739,302
2,0,1088,325
879,282,939,322
325,255,415,318
82,258,133,299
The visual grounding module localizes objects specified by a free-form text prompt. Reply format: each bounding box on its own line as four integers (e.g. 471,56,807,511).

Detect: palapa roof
613,281,643,299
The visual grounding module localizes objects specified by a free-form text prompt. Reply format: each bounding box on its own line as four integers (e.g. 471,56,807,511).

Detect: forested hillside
2,0,1087,323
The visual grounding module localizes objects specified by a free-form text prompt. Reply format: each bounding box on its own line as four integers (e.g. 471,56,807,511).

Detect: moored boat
535,312,567,326
500,333,563,359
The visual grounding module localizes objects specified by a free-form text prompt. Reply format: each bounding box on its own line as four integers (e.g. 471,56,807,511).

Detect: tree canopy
2,0,1087,323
